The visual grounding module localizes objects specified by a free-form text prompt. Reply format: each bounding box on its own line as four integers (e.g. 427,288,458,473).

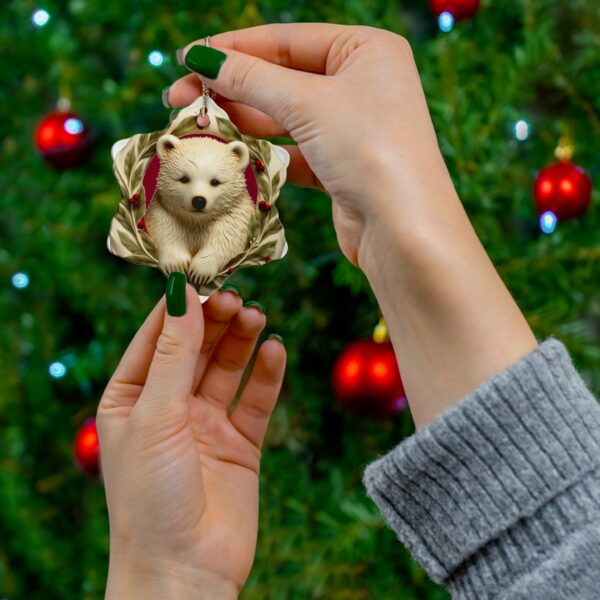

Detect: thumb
138,273,204,415
181,44,315,131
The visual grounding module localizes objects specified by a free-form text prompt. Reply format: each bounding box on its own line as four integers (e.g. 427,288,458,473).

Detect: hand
166,24,454,266
97,282,285,599
167,25,537,428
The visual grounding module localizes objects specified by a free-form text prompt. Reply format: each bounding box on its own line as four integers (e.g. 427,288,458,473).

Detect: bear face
155,134,250,218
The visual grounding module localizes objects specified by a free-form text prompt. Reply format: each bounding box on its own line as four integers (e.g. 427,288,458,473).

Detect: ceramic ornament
108,95,289,296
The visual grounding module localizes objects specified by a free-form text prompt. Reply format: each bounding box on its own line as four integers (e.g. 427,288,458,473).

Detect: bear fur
145,134,256,285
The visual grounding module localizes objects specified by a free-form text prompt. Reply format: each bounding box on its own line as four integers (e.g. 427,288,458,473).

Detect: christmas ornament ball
332,340,407,419
74,417,100,476
430,0,481,21
35,111,92,169
534,161,592,221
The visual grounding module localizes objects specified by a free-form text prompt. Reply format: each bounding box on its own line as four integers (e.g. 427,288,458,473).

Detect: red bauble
74,417,100,476
332,340,407,419
430,0,481,20
534,161,592,221
35,111,92,169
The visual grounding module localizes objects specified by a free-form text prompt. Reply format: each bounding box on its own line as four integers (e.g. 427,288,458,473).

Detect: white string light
12,272,29,289
514,120,530,141
148,50,164,67
32,9,50,27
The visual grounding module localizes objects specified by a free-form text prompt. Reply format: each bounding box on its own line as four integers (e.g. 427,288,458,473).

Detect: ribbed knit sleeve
363,339,600,599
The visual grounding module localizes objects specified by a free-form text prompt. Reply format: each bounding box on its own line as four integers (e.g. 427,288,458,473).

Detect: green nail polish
161,86,171,108
166,272,187,317
184,45,227,79
220,284,240,297
268,333,284,344
243,300,266,314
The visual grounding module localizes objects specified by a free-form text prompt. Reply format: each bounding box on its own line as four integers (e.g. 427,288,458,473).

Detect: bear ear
228,141,250,170
156,134,181,160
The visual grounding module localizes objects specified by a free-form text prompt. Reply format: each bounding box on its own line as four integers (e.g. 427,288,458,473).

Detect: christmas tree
1,1,599,598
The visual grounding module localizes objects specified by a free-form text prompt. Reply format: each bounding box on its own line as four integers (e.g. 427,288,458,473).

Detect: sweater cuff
363,338,600,583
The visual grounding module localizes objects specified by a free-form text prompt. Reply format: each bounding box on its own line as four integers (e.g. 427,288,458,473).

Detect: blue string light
148,50,164,67
540,211,558,234
64,117,84,135
32,9,50,27
438,11,455,32
49,361,67,378
12,272,29,289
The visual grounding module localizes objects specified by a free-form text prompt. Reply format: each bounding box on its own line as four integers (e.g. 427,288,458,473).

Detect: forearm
357,156,537,428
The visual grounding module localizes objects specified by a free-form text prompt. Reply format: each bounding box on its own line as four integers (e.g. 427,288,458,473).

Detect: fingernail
184,45,227,79
220,284,240,297
268,333,284,344
161,86,171,108
175,47,185,66
166,272,187,317
243,300,265,314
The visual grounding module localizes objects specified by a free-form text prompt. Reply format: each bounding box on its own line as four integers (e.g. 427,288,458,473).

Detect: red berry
129,193,141,205
255,159,266,172
264,256,272,263
227,267,235,274
137,217,147,232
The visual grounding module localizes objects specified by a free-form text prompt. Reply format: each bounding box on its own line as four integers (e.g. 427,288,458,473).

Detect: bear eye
179,175,190,183
210,178,221,187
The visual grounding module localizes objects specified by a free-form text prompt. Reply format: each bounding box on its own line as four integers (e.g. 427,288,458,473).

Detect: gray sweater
363,339,600,599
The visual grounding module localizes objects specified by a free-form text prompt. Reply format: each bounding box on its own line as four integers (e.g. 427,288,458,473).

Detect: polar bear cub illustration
145,134,256,285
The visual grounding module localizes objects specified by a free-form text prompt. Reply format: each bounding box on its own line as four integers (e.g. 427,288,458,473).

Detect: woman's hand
166,23,453,266
98,279,285,599
167,24,537,428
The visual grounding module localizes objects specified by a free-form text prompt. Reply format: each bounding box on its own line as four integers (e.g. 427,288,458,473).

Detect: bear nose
192,196,207,210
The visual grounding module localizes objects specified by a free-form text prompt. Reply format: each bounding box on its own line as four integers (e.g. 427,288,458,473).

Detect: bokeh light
64,117,84,134
147,50,164,67
438,11,455,32
12,272,29,289
32,9,50,27
49,361,67,378
540,211,558,234
514,120,530,141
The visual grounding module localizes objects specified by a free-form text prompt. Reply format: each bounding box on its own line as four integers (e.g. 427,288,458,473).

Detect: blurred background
1,0,600,598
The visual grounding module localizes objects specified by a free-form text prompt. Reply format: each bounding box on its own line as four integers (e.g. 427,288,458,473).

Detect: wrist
356,143,463,278
355,154,537,428
106,557,239,600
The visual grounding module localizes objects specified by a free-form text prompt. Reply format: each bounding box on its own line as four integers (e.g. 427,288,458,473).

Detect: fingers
209,23,350,74
180,44,317,132
166,73,232,108
217,101,289,138
192,288,243,392
229,337,286,448
136,284,204,416
166,74,289,138
196,304,266,410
